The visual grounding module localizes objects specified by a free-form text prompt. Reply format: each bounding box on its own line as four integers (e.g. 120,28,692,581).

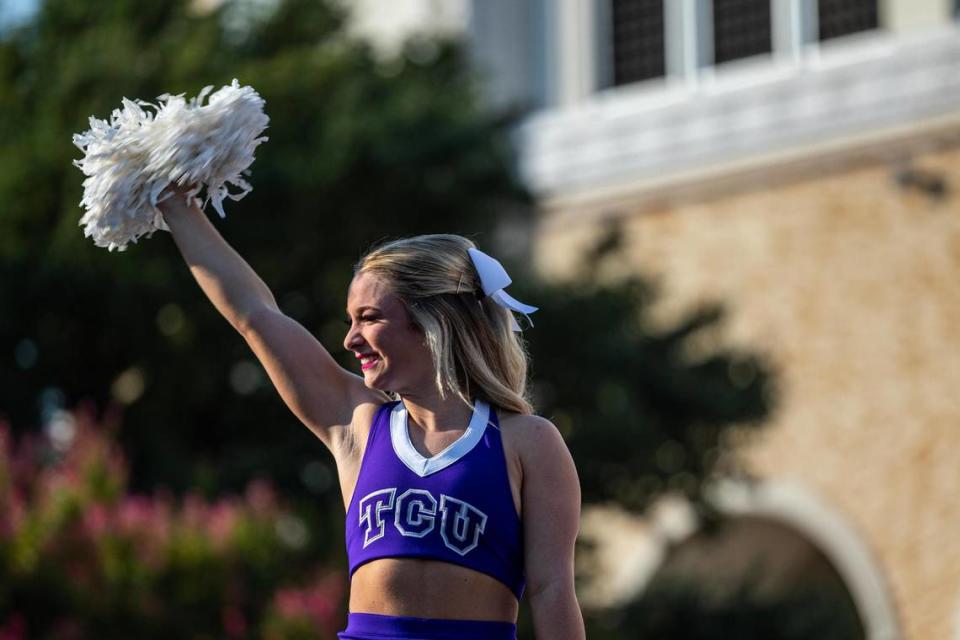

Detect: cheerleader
158,193,585,640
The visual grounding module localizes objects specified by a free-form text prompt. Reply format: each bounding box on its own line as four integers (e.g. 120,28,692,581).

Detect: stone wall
534,144,960,640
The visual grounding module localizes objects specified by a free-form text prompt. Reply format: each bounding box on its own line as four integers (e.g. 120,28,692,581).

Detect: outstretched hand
157,183,202,220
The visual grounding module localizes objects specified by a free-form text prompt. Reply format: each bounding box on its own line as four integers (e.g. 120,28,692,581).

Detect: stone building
350,1,960,638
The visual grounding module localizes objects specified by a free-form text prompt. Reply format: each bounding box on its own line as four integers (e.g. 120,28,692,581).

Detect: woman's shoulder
497,411,569,461
498,411,556,433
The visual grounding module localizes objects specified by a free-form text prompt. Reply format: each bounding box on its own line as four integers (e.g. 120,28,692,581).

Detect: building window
611,0,666,86
712,0,772,64
817,0,878,41
603,0,883,94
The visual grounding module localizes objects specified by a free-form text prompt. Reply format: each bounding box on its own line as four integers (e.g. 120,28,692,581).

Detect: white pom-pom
72,80,269,251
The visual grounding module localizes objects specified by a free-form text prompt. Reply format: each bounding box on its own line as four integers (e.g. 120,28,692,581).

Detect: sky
0,0,37,29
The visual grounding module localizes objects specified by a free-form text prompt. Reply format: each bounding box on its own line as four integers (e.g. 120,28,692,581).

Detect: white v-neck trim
390,400,490,477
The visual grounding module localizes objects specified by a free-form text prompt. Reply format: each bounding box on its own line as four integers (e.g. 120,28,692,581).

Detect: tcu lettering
358,488,488,555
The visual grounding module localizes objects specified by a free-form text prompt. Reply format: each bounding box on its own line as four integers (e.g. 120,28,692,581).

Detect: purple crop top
345,400,525,599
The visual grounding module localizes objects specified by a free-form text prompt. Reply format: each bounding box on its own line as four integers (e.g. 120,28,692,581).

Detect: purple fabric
345,401,525,599
338,612,517,640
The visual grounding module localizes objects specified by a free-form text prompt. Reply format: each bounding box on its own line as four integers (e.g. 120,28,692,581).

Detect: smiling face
343,271,435,395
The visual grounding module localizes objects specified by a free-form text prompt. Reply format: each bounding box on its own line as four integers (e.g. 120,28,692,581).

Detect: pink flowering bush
263,573,345,640
0,409,344,639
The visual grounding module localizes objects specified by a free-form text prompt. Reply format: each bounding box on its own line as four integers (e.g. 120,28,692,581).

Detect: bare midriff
349,558,519,622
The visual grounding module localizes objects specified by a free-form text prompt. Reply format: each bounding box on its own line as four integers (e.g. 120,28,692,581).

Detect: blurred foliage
602,578,864,640
0,409,343,639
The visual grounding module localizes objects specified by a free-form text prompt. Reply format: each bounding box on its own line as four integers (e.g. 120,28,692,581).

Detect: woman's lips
360,356,380,371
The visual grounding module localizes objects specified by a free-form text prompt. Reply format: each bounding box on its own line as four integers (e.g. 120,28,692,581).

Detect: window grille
712,0,772,64
611,0,666,86
817,0,878,41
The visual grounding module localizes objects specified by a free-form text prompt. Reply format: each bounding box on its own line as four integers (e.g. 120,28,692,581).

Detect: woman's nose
343,322,361,351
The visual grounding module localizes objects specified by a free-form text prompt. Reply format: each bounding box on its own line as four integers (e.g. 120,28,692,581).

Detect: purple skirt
338,612,517,640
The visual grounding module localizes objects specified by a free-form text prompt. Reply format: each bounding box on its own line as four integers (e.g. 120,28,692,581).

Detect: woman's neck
399,389,473,434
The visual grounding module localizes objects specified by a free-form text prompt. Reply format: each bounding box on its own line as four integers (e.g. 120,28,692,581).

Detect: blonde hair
355,234,533,415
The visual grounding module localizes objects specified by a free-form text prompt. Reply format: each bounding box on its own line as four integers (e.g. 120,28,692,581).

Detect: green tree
0,0,526,504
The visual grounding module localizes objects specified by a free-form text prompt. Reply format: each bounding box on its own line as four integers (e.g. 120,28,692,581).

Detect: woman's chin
362,371,388,391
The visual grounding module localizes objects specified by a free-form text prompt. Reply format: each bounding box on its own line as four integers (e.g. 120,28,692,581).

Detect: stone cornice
515,28,960,212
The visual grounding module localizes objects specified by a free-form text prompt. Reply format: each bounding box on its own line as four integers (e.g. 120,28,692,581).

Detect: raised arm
157,191,384,453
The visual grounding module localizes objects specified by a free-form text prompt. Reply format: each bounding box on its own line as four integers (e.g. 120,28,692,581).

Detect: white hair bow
467,247,538,331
